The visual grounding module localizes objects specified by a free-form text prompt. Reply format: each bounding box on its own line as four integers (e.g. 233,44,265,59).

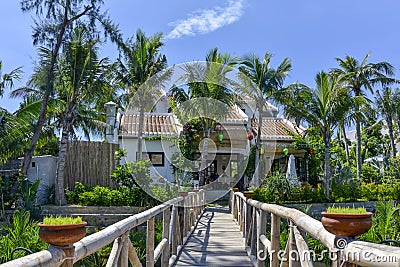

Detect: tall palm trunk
354,88,363,181
55,126,69,205
254,102,263,187
340,122,350,166
137,105,145,160
21,0,90,174
323,127,331,200
387,115,396,158
200,126,210,186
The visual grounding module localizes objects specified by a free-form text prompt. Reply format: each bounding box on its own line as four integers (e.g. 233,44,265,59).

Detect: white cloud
167,0,245,39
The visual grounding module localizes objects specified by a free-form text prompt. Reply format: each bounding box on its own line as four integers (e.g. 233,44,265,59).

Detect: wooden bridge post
257,209,267,267
250,206,257,256
146,217,155,267
170,205,178,256
245,200,252,244
240,197,245,232
118,232,129,267
60,246,74,267
162,207,171,267
288,221,301,267
270,213,280,267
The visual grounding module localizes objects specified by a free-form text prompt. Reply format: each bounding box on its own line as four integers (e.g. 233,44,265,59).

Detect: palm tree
116,29,168,161
0,60,22,98
20,0,118,175
376,87,398,158
170,48,238,185
52,27,116,205
288,71,348,199
239,53,291,186
331,53,396,180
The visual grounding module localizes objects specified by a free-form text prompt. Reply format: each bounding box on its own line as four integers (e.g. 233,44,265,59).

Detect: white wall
26,155,57,204
119,137,178,183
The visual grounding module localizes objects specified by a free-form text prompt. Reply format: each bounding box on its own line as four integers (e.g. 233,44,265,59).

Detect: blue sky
1,0,400,112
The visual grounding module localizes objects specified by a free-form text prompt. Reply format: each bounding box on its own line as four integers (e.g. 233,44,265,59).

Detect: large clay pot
244,192,255,199
321,212,372,237
38,222,87,247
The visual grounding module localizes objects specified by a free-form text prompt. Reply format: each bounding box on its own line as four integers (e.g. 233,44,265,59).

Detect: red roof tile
120,113,178,136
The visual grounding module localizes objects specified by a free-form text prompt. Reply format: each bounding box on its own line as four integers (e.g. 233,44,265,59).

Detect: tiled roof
120,113,178,136
225,109,247,123
251,118,299,140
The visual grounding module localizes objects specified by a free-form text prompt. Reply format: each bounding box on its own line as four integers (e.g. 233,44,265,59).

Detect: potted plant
321,206,372,237
38,216,87,247
243,190,255,199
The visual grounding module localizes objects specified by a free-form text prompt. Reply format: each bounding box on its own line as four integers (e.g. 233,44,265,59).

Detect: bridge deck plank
174,207,253,267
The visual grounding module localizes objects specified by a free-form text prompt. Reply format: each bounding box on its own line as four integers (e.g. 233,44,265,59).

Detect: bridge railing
1,190,206,267
231,191,400,267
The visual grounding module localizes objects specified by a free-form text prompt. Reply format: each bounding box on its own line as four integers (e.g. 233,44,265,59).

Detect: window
145,152,165,166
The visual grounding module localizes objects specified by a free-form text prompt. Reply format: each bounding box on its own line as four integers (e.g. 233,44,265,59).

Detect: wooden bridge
2,190,400,267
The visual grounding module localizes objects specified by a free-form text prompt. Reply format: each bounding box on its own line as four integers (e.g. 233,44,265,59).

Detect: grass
326,206,367,214
43,216,83,225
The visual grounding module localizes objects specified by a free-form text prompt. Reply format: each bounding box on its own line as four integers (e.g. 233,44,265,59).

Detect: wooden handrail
1,190,206,267
231,191,400,267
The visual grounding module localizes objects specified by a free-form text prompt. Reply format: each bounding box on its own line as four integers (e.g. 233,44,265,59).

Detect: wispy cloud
167,0,245,39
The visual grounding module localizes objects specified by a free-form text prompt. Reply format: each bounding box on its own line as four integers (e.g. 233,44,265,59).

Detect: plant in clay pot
38,216,87,247
321,206,372,237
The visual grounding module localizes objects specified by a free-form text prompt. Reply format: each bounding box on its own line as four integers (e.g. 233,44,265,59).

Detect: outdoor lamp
283,147,289,155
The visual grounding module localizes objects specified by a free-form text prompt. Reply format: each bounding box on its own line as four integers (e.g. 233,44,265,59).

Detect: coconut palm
52,27,116,205
116,29,168,160
238,52,291,186
331,53,396,180
20,0,118,175
288,71,348,199
0,60,22,98
170,48,239,185
376,87,398,158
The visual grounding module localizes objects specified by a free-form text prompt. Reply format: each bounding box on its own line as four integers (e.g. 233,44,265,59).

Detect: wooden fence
231,191,400,267
64,141,119,189
0,190,206,267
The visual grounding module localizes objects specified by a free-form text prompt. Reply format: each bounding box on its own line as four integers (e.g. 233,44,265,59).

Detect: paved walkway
174,206,253,267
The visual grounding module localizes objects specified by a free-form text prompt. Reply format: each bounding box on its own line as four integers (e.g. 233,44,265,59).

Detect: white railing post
161,207,171,267
146,217,155,267
118,232,129,267
270,213,280,267
257,209,266,267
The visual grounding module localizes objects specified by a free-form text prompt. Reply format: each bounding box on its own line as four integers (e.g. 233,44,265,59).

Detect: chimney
104,101,117,143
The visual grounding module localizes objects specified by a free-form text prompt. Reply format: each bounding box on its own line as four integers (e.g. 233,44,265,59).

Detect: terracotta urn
38,222,87,247
321,212,372,237
244,192,255,199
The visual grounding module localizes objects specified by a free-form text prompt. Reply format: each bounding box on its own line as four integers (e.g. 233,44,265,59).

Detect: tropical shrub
0,174,24,210
360,201,400,243
0,210,48,263
66,183,156,207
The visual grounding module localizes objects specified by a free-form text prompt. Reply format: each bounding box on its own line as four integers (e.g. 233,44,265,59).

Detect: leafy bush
0,210,48,263
255,171,295,203
66,183,156,207
111,160,151,190
360,201,400,243
0,174,24,210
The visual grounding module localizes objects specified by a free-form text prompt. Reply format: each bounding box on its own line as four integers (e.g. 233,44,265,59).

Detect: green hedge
65,182,157,206
254,182,400,204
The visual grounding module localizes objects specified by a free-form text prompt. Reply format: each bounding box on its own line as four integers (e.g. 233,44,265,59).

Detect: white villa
105,96,307,188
